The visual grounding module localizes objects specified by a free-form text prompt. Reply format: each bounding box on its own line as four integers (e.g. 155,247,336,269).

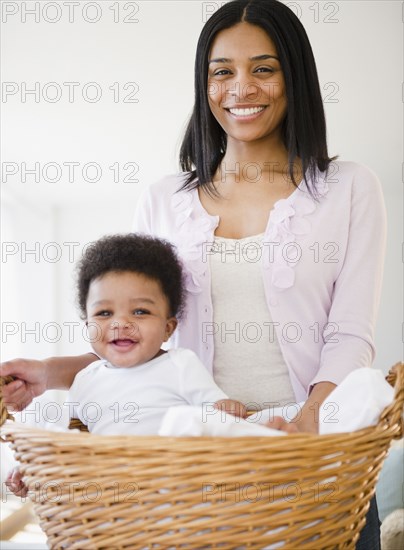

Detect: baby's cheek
127,323,140,339
86,322,103,344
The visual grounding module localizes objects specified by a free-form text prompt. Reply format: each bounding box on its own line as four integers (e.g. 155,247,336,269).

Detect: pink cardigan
133,161,386,402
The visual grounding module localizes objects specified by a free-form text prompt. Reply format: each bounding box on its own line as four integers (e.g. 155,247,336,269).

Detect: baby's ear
164,317,178,341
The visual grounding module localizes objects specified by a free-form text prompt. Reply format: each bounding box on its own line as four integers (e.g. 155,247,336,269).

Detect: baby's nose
109,319,131,329
109,320,139,338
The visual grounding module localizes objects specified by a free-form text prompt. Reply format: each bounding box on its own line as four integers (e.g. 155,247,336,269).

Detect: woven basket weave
1,363,403,550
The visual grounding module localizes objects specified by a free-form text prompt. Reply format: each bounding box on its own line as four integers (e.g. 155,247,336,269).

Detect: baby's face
86,271,177,368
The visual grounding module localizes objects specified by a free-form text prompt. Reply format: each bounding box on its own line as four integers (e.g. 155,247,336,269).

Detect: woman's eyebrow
209,54,279,64
251,54,279,61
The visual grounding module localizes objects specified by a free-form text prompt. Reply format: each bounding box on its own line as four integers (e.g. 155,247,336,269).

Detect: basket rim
0,416,400,447
1,362,403,445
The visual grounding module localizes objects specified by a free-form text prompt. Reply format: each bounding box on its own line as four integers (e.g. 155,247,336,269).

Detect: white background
1,0,403,372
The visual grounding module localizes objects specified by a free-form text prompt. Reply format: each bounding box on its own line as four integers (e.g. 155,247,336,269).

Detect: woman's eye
212,69,231,76
255,66,274,73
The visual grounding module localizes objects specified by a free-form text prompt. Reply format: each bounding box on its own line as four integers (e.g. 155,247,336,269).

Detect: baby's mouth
110,339,137,347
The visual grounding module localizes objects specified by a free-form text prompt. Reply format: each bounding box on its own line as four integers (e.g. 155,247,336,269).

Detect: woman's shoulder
320,160,383,199
145,172,193,198
325,160,381,185
133,173,198,235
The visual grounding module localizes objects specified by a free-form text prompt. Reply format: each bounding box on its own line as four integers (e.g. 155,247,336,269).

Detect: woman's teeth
228,106,265,116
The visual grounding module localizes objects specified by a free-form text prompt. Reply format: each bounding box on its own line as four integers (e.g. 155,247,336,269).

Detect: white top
209,234,296,409
68,348,228,435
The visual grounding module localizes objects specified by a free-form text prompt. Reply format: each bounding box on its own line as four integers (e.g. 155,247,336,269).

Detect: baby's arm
174,349,247,416
214,399,247,419
215,401,301,430
265,416,299,433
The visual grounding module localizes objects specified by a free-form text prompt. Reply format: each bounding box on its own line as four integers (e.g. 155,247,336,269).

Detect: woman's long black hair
179,0,335,194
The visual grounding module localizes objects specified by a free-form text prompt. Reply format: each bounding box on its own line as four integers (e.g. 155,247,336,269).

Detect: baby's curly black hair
76,233,186,320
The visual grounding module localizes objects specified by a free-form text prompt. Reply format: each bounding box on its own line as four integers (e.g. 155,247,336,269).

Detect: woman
1,1,385,547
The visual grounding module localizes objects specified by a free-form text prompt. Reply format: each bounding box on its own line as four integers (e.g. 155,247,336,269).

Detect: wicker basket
1,363,403,550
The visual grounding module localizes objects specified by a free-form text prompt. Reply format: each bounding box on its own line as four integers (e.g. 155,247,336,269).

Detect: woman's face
207,22,287,145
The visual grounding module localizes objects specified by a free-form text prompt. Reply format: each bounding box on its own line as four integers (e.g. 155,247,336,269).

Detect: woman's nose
226,72,261,102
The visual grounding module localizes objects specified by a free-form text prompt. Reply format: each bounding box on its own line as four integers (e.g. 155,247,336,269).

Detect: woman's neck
215,137,299,187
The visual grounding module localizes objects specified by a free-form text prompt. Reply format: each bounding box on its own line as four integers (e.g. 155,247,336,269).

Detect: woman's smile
225,105,267,120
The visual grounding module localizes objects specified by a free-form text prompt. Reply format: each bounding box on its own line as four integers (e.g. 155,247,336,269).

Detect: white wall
1,0,402,372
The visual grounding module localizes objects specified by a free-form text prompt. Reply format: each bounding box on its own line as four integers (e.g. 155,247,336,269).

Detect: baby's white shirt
67,348,228,435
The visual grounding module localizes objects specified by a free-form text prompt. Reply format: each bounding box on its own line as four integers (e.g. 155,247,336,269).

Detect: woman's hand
0,358,48,412
266,381,337,434
5,468,28,498
214,398,247,419
0,353,97,411
290,410,319,433
293,381,337,433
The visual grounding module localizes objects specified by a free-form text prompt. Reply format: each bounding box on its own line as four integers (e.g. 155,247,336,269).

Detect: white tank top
209,233,296,410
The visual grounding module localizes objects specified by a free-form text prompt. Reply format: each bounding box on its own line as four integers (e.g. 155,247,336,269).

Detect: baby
68,233,246,434
6,233,246,496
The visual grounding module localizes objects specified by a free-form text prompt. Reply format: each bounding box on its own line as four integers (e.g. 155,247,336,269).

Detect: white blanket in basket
159,367,394,437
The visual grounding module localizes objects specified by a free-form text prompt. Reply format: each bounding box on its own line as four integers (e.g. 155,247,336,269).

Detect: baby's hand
265,415,299,434
5,468,28,498
214,399,247,419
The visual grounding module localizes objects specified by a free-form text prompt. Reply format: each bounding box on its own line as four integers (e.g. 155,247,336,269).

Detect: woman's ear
164,317,178,341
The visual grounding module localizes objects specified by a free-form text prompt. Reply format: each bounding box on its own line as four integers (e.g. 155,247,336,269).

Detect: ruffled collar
170,169,329,293
171,189,219,293
264,170,329,290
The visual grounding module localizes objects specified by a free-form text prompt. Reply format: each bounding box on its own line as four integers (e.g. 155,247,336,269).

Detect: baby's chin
101,349,165,369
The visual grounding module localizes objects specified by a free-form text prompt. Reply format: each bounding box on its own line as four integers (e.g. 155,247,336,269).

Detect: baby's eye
96,310,111,317
133,309,150,316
